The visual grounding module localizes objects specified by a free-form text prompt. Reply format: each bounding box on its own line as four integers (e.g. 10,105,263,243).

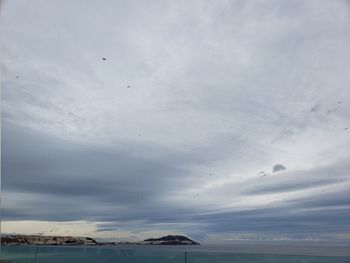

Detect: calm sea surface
1,244,350,262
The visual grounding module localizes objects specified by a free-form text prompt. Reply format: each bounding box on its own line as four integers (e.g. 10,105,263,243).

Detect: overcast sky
1,0,350,243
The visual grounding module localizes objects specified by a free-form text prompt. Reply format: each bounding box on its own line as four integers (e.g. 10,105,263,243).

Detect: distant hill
143,235,200,245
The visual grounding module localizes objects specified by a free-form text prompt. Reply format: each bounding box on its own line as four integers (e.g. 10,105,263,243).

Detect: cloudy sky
1,0,350,244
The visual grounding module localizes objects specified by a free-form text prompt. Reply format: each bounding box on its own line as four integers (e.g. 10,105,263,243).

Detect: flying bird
102,57,106,61
127,85,131,88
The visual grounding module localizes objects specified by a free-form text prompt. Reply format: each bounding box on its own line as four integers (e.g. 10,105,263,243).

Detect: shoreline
2,243,349,257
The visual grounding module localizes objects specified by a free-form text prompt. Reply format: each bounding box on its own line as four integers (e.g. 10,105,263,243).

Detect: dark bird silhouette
127,85,131,88
102,57,106,61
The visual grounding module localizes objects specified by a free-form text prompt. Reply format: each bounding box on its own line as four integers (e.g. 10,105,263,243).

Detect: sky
1,0,350,244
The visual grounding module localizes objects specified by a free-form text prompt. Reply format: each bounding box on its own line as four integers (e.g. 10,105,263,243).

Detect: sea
1,244,350,262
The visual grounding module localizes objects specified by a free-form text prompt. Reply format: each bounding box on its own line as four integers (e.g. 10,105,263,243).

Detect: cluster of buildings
2,234,97,246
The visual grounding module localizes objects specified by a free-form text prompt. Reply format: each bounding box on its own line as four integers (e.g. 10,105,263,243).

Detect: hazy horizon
1,0,350,244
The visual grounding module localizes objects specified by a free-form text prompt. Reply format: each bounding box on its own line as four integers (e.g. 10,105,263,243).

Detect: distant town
1,234,199,246
1,235,97,246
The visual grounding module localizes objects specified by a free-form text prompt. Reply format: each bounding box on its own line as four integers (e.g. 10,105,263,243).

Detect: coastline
2,243,349,257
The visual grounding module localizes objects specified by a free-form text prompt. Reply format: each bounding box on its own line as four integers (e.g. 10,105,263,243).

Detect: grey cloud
2,124,178,193
1,121,205,223
310,104,321,113
95,228,119,233
244,178,338,195
257,171,269,177
193,190,350,237
238,160,349,195
272,164,286,173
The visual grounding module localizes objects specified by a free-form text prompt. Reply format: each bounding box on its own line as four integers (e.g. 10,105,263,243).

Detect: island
141,235,200,245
